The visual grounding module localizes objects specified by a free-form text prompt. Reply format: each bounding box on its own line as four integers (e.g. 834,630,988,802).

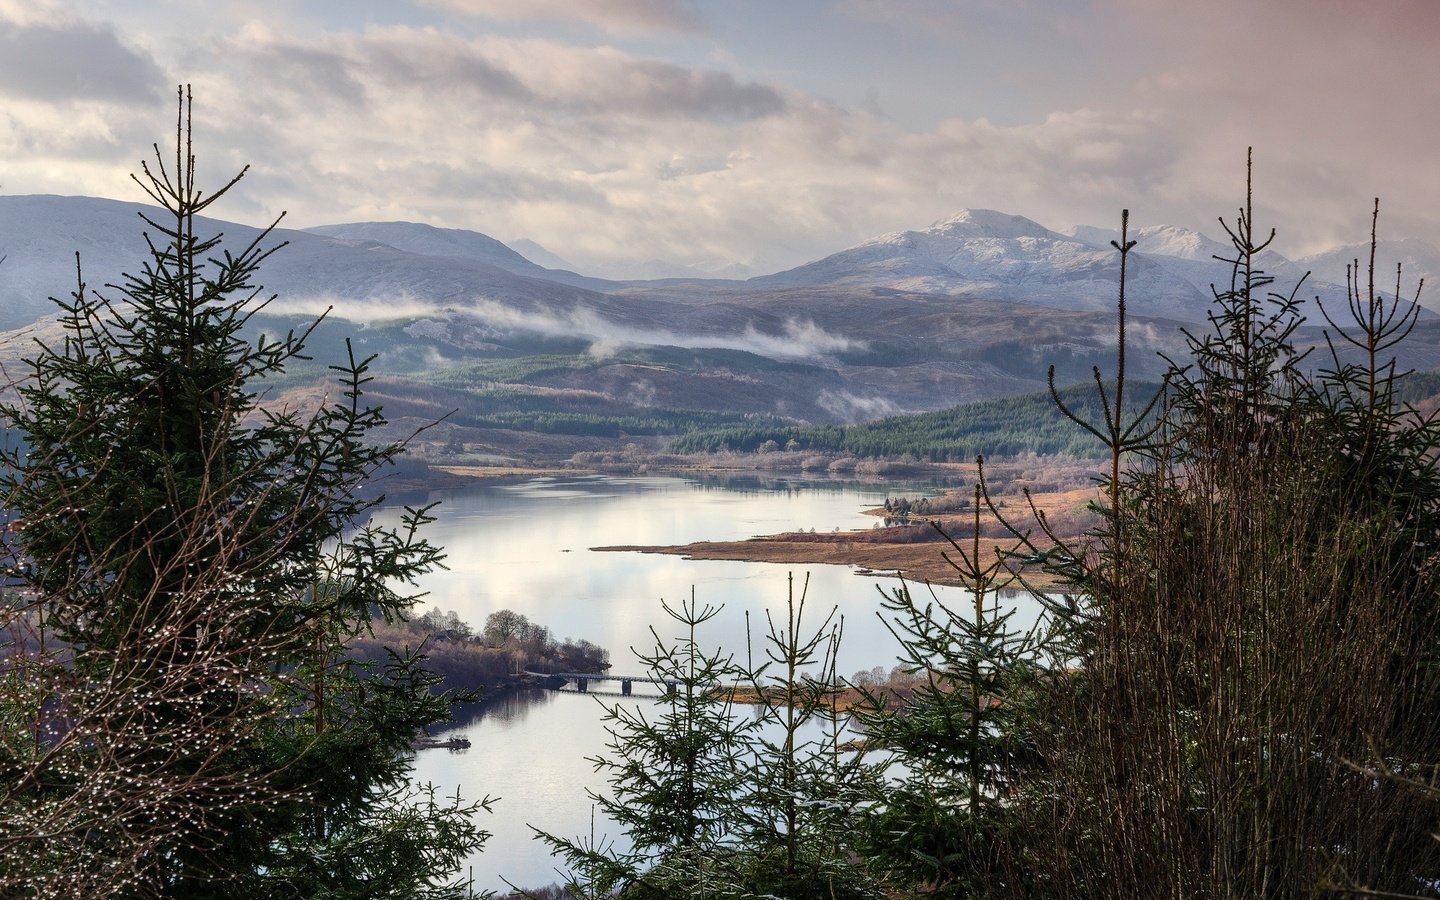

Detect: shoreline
429,464,586,483
595,535,1072,590
428,456,996,486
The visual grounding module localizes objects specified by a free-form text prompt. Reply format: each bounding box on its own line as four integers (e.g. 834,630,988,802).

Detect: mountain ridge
2,194,1436,459
5,193,1428,331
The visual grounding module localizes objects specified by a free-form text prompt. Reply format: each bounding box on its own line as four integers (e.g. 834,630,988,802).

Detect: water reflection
411,689,627,893
437,687,556,732
414,685,867,894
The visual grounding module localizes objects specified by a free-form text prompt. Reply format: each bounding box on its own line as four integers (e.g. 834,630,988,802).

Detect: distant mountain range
1,194,1436,459
1,194,1431,331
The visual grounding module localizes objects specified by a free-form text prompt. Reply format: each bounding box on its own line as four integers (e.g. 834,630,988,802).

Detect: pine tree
0,87,487,897
534,577,884,900
535,591,752,899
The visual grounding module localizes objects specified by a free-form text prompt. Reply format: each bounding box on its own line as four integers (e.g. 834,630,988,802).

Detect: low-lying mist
269,293,864,363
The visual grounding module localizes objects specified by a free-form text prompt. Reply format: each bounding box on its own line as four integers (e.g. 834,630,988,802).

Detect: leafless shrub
1024,165,1440,897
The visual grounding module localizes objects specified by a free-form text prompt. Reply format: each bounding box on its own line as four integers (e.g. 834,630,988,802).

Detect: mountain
305,221,614,292
507,238,577,272
752,209,1219,320
749,209,1379,323
0,195,650,333
1065,221,1321,303
1297,238,1440,305
1067,222,1232,260
3,194,1438,463
0,196,1181,451
0,194,167,329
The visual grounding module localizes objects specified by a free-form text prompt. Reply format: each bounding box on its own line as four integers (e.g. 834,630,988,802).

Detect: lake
373,473,1045,892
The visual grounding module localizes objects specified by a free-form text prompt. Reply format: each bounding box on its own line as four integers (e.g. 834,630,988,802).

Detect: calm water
371,474,1045,892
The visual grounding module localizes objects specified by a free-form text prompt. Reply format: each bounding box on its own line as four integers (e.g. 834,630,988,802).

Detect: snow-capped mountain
1067,222,1234,261
752,208,1382,322
1064,221,1319,300
4,194,1440,432
1297,238,1440,304
2,194,1435,350
753,209,1221,320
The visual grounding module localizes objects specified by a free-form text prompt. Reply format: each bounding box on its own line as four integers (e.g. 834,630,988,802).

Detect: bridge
548,672,678,695
540,672,786,706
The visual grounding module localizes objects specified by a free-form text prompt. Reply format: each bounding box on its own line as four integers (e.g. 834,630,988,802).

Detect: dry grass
598,469,1101,590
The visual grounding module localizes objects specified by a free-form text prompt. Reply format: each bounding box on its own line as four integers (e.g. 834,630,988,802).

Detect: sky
0,0,1436,278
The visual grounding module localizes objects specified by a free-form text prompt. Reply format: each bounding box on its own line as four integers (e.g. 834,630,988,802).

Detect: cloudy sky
0,0,1436,276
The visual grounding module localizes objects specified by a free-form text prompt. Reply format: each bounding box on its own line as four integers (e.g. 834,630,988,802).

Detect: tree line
667,381,1159,459
348,608,610,694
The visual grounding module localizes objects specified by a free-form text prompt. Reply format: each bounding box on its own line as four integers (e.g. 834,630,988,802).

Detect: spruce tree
852,470,1055,899
0,87,487,897
535,592,752,899
728,574,883,900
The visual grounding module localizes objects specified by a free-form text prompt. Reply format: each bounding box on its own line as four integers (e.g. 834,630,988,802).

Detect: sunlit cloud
418,0,708,35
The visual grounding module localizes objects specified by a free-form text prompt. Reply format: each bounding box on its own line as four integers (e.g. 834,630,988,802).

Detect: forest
3,93,1439,900
667,380,1158,459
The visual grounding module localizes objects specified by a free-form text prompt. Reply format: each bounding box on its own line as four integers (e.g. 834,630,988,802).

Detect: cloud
770,319,860,356
471,37,784,121
162,24,795,263
360,28,535,104
418,0,707,35
0,15,164,105
265,292,862,362
264,293,452,323
223,27,369,108
816,389,899,423
459,298,861,359
1097,0,1440,255
209,26,780,131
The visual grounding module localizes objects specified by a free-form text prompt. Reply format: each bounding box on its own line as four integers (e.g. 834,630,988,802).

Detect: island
596,475,1099,590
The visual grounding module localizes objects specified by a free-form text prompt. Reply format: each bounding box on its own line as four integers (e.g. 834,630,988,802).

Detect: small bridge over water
548,672,678,695
539,673,781,706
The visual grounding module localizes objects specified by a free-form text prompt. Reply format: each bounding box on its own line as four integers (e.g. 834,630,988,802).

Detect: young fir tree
851,468,1056,899
534,591,752,899
727,573,883,900
0,88,487,897
534,578,883,900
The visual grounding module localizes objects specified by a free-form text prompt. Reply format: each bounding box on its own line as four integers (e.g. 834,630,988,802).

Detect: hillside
669,380,1166,460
